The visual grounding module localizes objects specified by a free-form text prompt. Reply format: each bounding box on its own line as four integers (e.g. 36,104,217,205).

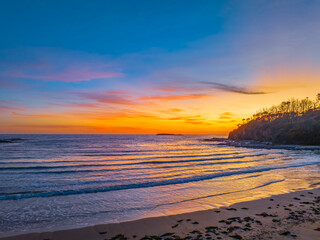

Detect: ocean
0,134,319,237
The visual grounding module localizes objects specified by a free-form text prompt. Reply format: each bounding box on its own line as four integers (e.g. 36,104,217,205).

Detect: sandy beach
1,187,319,240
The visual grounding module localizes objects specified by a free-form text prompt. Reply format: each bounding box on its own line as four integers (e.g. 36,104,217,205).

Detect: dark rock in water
215,139,320,151
10,138,22,141
0,138,23,143
203,137,227,142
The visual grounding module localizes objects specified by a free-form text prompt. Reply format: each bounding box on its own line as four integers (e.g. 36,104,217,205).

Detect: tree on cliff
228,94,320,145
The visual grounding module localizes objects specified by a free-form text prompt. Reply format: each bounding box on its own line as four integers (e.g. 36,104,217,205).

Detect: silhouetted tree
229,94,320,145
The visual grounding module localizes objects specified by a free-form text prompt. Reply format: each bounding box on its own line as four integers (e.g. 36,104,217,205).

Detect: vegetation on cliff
228,94,320,145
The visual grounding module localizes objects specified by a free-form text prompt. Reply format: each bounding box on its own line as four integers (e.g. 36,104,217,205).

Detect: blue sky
0,1,226,54
1,0,320,133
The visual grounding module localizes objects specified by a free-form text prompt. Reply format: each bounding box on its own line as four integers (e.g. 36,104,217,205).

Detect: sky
1,0,320,134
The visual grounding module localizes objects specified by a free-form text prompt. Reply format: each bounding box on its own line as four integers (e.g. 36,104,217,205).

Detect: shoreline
1,188,319,240
203,138,320,151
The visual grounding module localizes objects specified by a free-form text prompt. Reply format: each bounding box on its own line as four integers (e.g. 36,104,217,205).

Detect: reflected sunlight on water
0,134,319,236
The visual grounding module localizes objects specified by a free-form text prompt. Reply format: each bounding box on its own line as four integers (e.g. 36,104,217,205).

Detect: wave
0,155,285,174
156,178,285,207
0,151,255,165
79,148,215,156
1,160,319,200
87,177,281,215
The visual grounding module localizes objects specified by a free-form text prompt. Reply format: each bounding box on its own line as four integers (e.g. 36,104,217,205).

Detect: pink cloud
6,66,122,82
12,112,53,118
139,93,209,101
0,105,26,111
0,48,123,82
106,90,128,94
50,102,99,109
79,92,137,105
152,86,182,92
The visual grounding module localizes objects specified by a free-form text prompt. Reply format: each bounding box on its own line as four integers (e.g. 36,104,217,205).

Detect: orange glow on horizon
1,69,319,134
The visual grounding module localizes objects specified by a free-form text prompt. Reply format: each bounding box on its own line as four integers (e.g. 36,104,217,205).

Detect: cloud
0,79,29,89
167,114,212,125
219,112,237,119
152,86,182,92
12,112,53,118
9,124,152,133
0,105,26,111
78,91,137,105
200,81,269,95
150,79,269,97
0,48,122,82
8,67,122,82
162,108,184,113
140,93,210,101
107,90,128,94
50,102,99,109
213,119,237,124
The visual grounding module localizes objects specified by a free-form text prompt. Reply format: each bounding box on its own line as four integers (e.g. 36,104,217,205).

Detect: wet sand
1,188,320,240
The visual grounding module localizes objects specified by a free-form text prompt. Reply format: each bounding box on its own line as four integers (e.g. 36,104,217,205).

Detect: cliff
228,95,320,145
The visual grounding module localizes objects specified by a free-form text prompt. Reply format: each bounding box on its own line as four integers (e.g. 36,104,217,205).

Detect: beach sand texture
2,188,319,240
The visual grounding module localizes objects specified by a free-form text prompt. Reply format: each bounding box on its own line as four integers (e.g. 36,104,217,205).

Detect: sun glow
1,68,319,134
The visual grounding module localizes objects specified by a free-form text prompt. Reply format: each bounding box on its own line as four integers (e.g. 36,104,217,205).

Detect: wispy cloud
200,81,269,95
0,48,122,82
7,67,122,82
139,93,210,101
168,115,212,125
151,86,182,92
0,105,26,111
150,79,269,96
158,108,184,114
219,112,237,119
50,102,99,109
12,112,54,118
78,91,137,105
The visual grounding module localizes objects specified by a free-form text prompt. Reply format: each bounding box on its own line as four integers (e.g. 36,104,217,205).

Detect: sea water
0,134,319,236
